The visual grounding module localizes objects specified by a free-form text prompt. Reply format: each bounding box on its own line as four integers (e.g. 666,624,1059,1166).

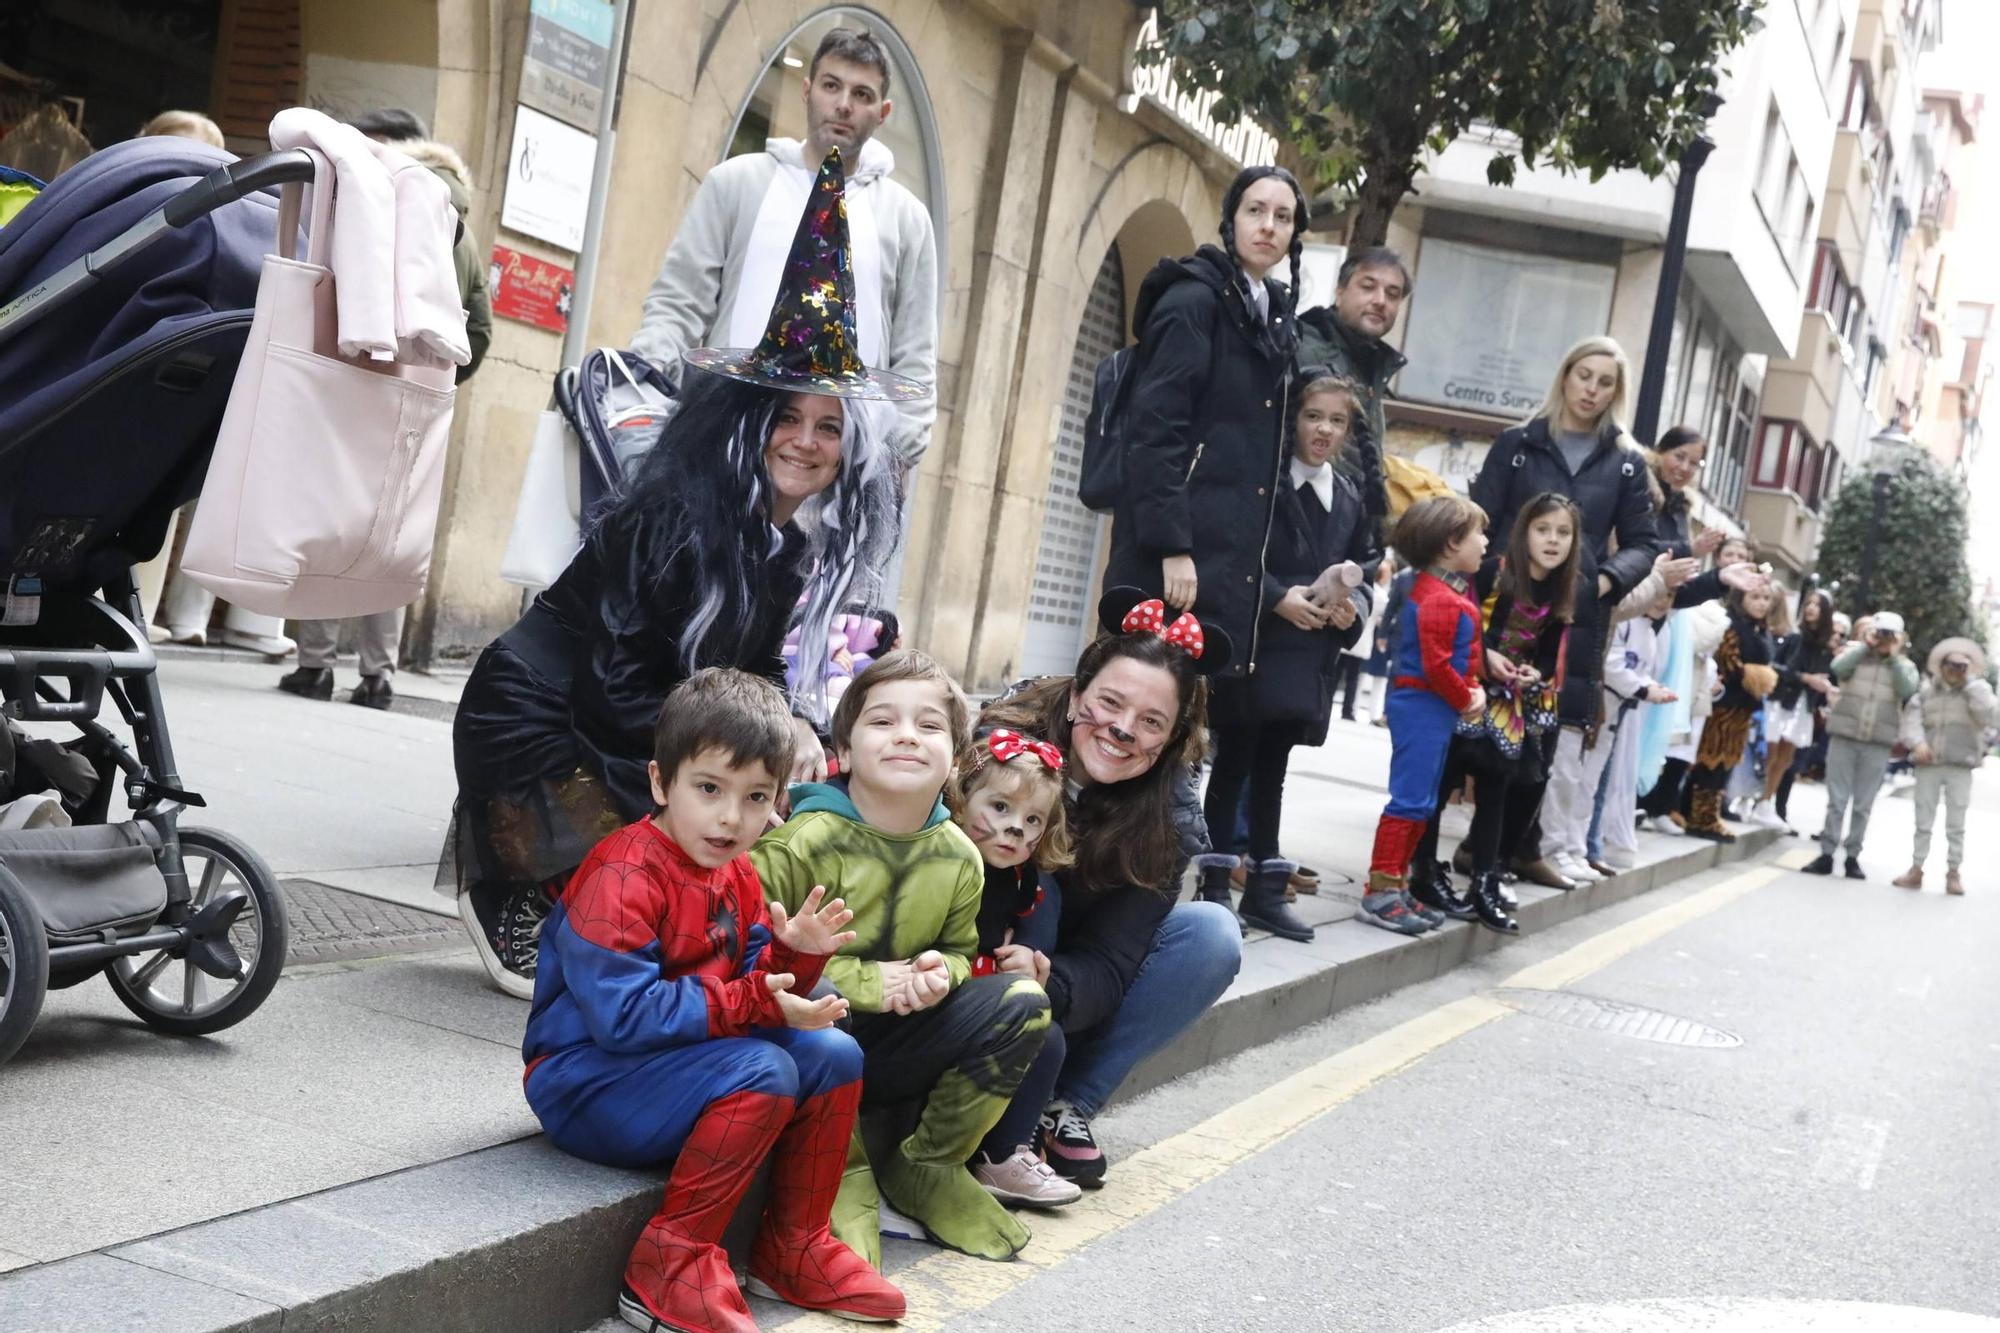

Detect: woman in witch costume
449,152,920,996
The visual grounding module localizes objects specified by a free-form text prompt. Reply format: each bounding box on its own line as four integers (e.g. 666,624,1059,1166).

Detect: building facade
1,0,1286,694
1745,0,1946,576
1355,0,1847,563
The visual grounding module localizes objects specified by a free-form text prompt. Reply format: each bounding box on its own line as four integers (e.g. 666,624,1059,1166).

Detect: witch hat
682,148,930,402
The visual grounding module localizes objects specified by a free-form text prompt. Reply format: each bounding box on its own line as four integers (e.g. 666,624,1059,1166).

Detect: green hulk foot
829,1124,883,1269
878,1144,1031,1261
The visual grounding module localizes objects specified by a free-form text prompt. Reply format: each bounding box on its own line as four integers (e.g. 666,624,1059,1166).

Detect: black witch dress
445,505,809,903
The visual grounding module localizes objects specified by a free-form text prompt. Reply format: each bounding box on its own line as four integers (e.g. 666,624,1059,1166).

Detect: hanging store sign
490,245,574,332
1127,11,1279,167
1398,238,1617,416
500,104,595,252
521,0,615,132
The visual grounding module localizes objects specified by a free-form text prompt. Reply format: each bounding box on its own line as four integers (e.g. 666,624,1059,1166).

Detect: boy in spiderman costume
523,668,904,1333
1360,495,1490,936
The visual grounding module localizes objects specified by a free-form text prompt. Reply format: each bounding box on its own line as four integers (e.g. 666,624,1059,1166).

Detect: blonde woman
1469,335,1664,882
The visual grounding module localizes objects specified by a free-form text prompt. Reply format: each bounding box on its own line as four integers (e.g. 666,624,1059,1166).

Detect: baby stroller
0,139,311,1064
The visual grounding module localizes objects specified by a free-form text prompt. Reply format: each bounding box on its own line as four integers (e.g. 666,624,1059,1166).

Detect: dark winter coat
454,511,810,823
1294,306,1404,534
1773,633,1837,710
1653,478,1730,610
1211,466,1372,746
1469,417,1663,725
1103,244,1295,680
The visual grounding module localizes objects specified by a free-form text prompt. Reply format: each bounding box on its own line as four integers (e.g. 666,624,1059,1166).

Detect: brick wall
209,0,303,145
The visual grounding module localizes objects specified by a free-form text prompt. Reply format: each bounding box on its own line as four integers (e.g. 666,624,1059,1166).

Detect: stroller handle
0,149,319,346
161,149,319,228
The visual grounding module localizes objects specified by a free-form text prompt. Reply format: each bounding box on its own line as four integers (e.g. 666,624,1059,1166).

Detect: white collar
1240,269,1269,321
1290,455,1332,510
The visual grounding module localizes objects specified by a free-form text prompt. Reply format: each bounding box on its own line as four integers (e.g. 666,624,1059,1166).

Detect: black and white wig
605,371,899,725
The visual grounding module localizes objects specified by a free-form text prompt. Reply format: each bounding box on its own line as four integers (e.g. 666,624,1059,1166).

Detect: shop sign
1397,237,1617,416
500,104,595,252
521,0,614,132
1127,12,1278,167
490,244,574,332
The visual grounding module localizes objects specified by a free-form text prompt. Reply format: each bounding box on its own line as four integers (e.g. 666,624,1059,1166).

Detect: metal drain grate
1490,988,1742,1048
282,879,463,965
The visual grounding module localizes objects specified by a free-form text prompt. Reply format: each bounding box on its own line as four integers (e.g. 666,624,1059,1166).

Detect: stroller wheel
0,860,51,1066
106,828,289,1037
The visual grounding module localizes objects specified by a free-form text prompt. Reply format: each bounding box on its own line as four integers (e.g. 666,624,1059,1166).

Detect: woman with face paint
975,590,1242,1193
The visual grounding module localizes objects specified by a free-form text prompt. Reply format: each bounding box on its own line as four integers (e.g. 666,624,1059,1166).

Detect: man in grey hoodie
630,26,938,472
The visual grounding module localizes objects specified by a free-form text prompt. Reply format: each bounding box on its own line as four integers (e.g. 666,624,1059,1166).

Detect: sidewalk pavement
1,659,1840,1329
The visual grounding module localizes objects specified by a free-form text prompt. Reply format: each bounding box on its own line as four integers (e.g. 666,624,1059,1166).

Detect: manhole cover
281,880,462,964
1490,988,1741,1048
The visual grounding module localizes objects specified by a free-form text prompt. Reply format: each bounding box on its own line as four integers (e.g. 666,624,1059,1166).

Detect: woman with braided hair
1101,163,1310,690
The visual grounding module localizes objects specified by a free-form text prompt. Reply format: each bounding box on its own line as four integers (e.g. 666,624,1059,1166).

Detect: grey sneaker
1359,890,1431,936
975,1147,1082,1208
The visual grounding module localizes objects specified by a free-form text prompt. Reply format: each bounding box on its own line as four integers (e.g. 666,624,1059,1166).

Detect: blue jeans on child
981,886,1242,1152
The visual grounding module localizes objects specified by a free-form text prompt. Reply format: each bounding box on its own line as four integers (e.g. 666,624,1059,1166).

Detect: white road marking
1811,1113,1891,1190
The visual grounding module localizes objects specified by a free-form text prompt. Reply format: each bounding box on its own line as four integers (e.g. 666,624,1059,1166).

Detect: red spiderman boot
746,1081,906,1322
620,1089,792,1333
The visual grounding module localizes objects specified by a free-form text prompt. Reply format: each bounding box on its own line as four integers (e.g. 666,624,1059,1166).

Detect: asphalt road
573,764,1999,1333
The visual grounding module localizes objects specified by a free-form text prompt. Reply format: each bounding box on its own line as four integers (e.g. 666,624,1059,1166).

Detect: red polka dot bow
1121,598,1206,659
988,728,1064,771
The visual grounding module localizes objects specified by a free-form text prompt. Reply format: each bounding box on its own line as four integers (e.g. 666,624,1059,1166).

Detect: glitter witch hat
682,148,930,402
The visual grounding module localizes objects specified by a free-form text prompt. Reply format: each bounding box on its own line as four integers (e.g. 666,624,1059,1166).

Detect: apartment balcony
1741,487,1823,577
1818,132,1871,265
1761,310,1845,446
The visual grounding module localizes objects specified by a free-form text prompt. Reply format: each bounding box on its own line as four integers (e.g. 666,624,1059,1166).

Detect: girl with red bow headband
944,726,1080,1207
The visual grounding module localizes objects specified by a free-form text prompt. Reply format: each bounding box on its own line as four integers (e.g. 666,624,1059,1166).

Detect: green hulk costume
753,780,1050,1262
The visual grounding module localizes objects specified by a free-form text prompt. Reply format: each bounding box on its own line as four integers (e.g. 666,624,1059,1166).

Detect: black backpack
1077,345,1140,512
1077,293,1230,514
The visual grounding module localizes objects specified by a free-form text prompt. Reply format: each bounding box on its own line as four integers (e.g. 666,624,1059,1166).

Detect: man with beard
632,26,938,472
1295,247,1412,549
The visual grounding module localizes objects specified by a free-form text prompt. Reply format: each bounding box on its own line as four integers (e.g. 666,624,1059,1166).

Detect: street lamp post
1854,427,1913,613
1633,95,1723,448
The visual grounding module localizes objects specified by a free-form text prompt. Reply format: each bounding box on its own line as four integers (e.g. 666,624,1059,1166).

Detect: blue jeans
1586,744,1612,861
1056,899,1242,1118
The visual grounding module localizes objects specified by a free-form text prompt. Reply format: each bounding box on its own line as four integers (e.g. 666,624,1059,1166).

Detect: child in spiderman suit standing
1360,495,1490,936
524,668,904,1333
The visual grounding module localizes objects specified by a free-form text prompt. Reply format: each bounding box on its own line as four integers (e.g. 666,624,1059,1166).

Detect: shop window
1396,237,1616,415
725,7,944,239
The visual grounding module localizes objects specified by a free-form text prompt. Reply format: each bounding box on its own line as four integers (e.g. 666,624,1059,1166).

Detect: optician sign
500,104,595,252
1398,238,1617,416
1127,12,1278,168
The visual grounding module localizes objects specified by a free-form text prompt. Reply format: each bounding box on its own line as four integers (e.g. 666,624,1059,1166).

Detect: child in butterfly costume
1406,495,1584,935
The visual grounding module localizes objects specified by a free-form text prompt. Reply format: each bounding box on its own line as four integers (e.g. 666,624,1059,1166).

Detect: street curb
0,830,1780,1333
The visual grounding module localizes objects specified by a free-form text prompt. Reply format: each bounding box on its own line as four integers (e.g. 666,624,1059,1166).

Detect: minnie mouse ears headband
1097,587,1234,677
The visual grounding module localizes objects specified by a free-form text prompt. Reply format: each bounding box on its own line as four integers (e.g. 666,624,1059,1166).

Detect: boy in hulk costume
754,650,1051,1263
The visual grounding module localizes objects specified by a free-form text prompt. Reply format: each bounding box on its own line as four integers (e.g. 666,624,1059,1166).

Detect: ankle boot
1470,871,1520,935
1193,855,1240,915
1239,859,1315,941
1409,859,1477,922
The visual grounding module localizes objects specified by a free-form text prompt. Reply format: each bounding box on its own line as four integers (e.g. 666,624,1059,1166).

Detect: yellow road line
788,854,1789,1330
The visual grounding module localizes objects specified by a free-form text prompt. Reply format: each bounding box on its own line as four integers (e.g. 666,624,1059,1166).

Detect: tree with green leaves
1814,451,1987,664
1151,0,1760,245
